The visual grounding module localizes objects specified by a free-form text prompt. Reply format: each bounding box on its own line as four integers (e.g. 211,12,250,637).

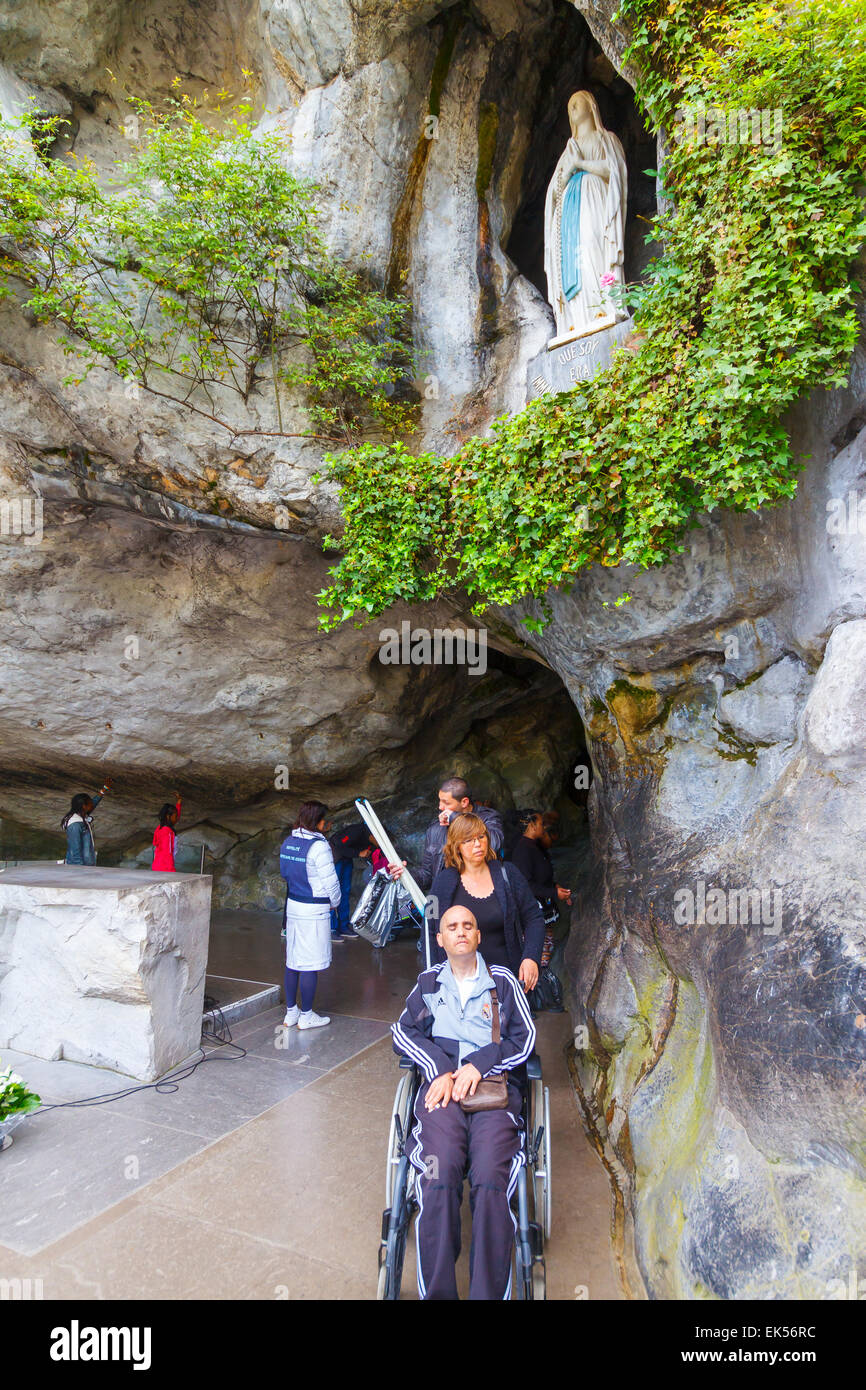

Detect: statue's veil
568,89,605,136
543,90,628,323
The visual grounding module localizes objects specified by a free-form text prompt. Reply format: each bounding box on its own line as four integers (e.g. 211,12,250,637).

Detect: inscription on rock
526,316,634,403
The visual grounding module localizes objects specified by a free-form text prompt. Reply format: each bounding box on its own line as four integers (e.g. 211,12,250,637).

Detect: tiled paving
0,913,622,1299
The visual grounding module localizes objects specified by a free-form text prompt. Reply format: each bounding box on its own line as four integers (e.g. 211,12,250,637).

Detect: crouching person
391,904,536,1300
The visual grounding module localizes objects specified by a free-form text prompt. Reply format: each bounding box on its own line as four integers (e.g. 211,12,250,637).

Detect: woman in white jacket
279,801,342,1030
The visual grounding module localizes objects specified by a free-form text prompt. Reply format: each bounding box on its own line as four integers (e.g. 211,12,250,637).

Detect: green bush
0,1062,40,1121
0,93,415,442
318,0,866,629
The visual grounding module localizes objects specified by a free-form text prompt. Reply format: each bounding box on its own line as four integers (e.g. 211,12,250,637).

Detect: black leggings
285,968,317,1013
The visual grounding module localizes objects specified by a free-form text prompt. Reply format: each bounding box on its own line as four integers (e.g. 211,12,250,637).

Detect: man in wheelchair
391,904,536,1299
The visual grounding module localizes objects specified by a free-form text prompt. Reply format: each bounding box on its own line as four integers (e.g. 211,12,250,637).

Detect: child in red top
152,794,181,871
370,843,388,873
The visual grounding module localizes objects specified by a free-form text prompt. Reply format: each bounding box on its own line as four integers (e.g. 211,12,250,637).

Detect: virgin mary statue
543,90,627,344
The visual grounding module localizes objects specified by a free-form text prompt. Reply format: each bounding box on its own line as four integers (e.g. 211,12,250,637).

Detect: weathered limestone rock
0,865,211,1080
507,389,866,1298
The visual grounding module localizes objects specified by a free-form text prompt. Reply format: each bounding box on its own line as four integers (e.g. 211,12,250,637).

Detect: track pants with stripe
410,1081,524,1300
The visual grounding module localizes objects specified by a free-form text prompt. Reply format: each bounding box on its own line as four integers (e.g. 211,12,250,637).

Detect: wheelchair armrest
398,1055,415,1070
525,1054,542,1080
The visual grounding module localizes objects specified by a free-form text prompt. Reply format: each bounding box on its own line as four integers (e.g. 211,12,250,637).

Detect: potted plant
0,1060,41,1151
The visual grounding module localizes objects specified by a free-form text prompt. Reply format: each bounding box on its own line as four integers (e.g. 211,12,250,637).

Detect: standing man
415,778,504,892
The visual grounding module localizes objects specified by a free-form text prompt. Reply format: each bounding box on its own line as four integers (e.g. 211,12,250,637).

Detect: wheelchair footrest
529,1222,544,1259
381,1209,392,1242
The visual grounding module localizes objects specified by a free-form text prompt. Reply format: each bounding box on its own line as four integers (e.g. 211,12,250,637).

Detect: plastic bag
394,877,417,926
351,869,399,948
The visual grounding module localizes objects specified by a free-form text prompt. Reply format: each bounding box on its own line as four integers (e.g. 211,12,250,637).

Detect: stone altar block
526,315,634,403
0,865,212,1080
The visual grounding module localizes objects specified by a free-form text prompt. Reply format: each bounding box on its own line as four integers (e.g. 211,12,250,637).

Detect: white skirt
285,899,332,972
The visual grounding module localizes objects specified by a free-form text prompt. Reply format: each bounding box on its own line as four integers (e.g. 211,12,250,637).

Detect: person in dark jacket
327,821,372,939
392,903,536,1300
509,809,572,1011
509,811,572,923
62,780,112,865
414,777,504,892
427,814,543,992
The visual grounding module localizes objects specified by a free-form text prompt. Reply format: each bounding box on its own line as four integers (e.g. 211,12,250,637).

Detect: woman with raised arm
152,792,182,872
62,778,113,865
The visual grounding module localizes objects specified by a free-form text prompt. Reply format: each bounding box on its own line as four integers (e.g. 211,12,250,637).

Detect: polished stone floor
0,910,622,1299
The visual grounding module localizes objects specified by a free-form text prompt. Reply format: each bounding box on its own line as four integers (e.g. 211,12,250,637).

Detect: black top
427,861,546,977
509,836,555,903
453,880,508,970
329,822,371,861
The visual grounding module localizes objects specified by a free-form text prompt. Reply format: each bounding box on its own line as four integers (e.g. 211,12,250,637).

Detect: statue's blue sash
561,169,584,302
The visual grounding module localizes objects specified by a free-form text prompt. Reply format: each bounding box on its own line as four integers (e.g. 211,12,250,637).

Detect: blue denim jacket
65,793,102,865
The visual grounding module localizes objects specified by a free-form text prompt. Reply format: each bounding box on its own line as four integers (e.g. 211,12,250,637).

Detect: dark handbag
458,988,510,1113
528,964,564,1013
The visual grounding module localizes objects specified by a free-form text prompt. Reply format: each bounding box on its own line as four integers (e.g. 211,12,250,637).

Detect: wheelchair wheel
385,1070,416,1208
378,1154,414,1300
529,1078,552,1241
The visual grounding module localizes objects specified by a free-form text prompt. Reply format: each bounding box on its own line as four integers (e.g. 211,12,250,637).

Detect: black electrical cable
34,996,248,1113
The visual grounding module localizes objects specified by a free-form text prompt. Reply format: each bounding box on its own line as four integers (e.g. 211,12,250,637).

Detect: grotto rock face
0,0,864,1303
0,0,608,889
506,337,866,1297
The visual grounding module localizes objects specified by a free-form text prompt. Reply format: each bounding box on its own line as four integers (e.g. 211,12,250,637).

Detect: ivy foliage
0,91,415,442
318,0,866,629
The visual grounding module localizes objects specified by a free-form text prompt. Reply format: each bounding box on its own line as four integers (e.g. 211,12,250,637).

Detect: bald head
440,905,477,931
437,904,480,962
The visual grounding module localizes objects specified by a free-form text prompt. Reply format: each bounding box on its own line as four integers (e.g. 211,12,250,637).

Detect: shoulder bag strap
490,987,501,1044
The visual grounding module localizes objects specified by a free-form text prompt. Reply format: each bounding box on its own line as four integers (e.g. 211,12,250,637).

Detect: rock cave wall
0,0,864,1300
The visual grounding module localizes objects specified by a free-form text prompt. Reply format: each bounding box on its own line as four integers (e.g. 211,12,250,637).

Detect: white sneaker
297,1010,330,1030
282,1006,300,1028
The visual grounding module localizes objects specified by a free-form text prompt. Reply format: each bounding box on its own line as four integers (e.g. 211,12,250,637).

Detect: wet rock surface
507,368,866,1297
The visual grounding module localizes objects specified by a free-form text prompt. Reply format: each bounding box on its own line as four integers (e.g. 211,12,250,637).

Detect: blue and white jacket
392,954,536,1081
279,828,341,909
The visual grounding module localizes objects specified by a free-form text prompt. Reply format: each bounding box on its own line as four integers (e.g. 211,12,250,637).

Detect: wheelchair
377,1052,551,1300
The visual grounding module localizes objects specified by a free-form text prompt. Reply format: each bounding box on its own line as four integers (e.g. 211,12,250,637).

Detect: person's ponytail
61,793,91,830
